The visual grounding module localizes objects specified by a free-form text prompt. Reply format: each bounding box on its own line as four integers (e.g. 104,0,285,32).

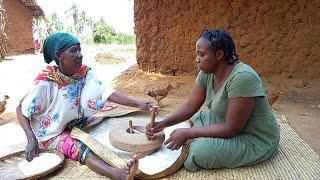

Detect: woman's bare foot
125,155,139,180
85,152,139,180
114,155,139,180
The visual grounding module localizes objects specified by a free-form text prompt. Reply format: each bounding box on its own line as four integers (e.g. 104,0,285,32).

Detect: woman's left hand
164,128,190,150
138,101,155,111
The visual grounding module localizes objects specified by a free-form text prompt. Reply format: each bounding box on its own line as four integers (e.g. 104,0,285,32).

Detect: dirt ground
0,50,319,156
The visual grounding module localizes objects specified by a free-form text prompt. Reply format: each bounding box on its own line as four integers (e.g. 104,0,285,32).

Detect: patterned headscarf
38,32,90,85
43,32,80,63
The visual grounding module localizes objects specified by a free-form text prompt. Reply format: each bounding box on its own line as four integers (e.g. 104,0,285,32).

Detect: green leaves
92,18,134,45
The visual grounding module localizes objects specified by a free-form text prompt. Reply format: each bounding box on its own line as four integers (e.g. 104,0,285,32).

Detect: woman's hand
16,105,40,161
146,121,165,140
25,138,39,162
138,101,155,111
108,92,155,111
164,128,190,150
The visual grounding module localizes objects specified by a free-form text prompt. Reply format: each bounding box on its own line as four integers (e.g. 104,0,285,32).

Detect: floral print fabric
20,69,115,142
34,65,91,85
39,131,90,164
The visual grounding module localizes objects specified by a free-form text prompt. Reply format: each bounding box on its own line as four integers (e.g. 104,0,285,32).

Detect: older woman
146,29,280,171
17,32,149,180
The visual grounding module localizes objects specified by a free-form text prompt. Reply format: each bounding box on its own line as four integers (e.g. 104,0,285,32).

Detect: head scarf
38,32,90,85
43,32,80,63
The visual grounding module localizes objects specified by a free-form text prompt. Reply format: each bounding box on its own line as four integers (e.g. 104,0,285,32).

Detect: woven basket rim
0,149,65,180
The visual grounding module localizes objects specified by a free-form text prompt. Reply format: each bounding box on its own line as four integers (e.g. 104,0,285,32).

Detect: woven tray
0,149,65,180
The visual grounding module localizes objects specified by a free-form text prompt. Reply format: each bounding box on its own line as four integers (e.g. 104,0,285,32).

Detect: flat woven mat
1,114,319,179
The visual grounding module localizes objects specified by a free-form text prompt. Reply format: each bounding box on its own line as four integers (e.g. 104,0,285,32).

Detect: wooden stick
129,120,133,134
150,106,158,128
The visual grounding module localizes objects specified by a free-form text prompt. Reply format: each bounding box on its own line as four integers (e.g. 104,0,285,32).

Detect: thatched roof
19,0,44,17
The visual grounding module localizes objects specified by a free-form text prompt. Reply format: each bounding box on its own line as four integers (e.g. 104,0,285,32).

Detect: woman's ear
54,51,62,61
216,50,224,60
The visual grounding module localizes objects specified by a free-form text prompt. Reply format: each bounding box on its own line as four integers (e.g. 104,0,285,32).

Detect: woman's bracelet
28,137,37,142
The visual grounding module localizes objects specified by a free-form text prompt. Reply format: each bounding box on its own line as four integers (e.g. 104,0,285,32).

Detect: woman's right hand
146,121,165,140
25,138,39,162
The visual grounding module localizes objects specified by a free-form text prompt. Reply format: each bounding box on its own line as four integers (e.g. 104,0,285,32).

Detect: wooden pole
128,120,133,134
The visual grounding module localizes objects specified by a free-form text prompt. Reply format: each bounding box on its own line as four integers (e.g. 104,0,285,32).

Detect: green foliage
80,36,95,45
33,13,64,36
114,32,135,45
49,13,64,31
65,4,92,38
92,18,135,45
32,3,135,45
93,17,116,44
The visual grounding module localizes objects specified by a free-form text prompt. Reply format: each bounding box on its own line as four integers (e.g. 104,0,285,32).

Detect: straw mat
1,114,319,179
46,114,320,179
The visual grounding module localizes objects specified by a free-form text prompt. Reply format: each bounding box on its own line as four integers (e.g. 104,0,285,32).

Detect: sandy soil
0,51,319,156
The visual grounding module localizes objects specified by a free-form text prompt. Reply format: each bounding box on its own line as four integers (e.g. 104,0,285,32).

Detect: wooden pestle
150,106,158,128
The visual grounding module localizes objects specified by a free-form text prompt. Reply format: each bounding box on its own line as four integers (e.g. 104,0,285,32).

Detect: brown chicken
147,84,173,108
266,90,281,112
0,95,9,116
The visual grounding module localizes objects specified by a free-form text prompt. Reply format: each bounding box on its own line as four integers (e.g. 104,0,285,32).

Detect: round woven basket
0,149,65,180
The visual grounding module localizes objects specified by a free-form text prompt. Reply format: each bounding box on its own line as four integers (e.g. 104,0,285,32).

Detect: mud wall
3,0,34,54
134,0,320,77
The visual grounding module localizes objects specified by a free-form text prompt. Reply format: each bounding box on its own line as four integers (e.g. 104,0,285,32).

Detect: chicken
0,95,9,116
147,84,173,108
266,90,281,112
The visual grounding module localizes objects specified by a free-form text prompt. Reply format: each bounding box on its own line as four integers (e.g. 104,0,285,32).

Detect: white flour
18,153,61,176
138,122,190,175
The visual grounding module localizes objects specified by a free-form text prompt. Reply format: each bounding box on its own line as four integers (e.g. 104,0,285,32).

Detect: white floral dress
20,69,115,142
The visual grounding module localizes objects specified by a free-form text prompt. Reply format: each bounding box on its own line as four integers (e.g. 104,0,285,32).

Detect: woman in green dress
146,29,280,172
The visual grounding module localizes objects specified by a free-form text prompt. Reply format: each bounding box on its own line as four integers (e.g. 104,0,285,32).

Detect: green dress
184,62,280,172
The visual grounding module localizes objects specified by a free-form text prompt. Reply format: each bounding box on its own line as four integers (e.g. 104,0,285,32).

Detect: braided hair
199,29,238,64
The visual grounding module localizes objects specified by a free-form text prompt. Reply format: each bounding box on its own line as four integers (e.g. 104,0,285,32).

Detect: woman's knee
185,138,222,170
